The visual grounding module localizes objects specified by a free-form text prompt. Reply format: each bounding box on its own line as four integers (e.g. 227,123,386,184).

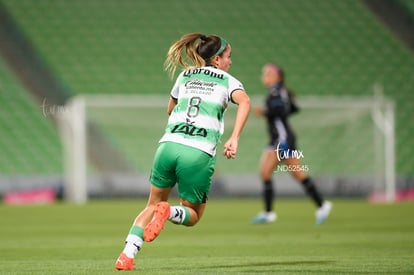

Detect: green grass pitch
0,198,413,274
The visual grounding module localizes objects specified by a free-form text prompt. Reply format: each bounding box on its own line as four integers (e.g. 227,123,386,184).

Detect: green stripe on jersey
174,98,224,122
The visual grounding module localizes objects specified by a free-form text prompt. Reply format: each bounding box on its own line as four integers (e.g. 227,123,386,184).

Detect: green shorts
150,142,216,204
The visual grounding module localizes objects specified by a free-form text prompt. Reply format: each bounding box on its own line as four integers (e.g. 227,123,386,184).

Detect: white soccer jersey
159,66,245,156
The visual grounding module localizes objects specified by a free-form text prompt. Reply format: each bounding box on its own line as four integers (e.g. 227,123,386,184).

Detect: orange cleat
144,201,170,242
115,252,135,271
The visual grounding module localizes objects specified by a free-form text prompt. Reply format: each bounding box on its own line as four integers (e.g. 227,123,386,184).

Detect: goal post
59,96,87,204
57,94,395,204
287,95,395,203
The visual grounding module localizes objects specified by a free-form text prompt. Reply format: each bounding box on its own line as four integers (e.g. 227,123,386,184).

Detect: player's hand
223,137,238,159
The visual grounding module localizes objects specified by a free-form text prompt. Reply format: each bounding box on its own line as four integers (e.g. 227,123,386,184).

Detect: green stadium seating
1,0,413,178
0,57,62,174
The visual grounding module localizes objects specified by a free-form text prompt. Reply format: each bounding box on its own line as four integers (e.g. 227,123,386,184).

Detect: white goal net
58,94,395,204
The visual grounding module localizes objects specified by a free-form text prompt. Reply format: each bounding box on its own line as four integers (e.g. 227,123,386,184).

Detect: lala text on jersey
171,123,207,137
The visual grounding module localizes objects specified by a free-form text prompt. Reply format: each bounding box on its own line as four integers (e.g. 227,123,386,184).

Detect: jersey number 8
187,96,202,118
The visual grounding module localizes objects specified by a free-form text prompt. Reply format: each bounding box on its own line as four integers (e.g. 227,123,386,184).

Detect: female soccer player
115,33,250,271
251,63,332,225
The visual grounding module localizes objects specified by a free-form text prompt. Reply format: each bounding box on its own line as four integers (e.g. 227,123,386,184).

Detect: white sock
169,206,187,224
123,234,143,258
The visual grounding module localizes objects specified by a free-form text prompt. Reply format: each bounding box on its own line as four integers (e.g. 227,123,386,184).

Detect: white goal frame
57,94,395,204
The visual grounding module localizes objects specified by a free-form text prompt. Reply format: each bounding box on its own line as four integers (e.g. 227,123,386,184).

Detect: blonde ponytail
164,33,206,79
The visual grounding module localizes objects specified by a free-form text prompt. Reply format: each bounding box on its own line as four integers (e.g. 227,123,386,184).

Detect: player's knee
260,169,272,180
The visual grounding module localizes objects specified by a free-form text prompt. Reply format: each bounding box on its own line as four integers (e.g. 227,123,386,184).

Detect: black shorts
268,134,297,151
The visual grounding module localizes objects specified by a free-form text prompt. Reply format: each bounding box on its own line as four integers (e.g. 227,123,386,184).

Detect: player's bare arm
223,89,250,159
167,97,177,115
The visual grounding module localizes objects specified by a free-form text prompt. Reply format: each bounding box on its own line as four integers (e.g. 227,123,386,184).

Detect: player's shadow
198,260,334,270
